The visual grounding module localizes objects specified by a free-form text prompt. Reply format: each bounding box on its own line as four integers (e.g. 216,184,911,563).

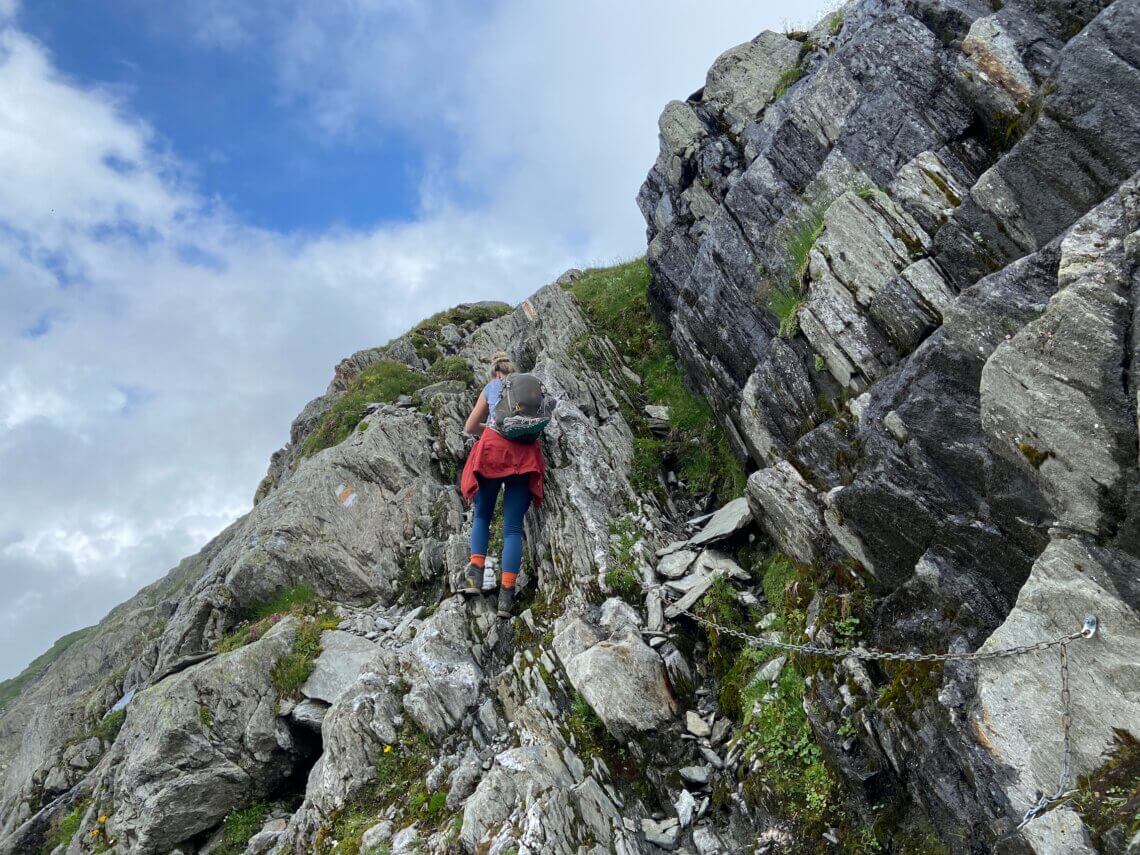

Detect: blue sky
0,0,832,679
19,0,423,232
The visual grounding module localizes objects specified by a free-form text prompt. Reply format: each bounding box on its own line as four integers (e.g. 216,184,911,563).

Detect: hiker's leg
469,475,503,566
499,475,532,590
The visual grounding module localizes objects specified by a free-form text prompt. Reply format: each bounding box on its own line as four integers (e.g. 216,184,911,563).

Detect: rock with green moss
563,626,678,739
8,5,1140,853
460,742,637,853
702,31,802,134
746,462,829,566
399,597,482,740
81,618,305,854
976,537,1140,854
299,631,378,705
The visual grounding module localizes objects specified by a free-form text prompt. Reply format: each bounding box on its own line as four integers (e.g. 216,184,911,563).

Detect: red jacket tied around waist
460,428,545,505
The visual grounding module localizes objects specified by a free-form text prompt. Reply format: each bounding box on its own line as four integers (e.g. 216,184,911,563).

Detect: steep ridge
1,1,1139,853
0,269,759,854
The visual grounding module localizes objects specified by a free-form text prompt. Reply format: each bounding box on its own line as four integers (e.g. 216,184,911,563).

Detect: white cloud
0,0,830,678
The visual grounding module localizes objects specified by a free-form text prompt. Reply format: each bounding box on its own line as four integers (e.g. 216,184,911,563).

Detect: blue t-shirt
484,379,502,426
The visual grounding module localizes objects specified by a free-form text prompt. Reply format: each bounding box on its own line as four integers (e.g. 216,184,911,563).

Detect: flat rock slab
686,497,752,547
599,598,642,633
686,710,711,737
665,569,726,619
289,698,329,732
564,631,678,737
642,816,681,849
675,788,698,828
656,540,690,557
553,617,603,666
301,630,378,704
703,31,802,132
747,463,827,566
694,549,750,581
680,765,711,786
657,549,699,579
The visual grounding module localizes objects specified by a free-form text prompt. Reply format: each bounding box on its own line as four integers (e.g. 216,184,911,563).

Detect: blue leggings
470,474,532,584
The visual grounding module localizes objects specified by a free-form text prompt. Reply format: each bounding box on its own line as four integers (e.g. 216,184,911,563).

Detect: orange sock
470,554,486,568
501,571,517,590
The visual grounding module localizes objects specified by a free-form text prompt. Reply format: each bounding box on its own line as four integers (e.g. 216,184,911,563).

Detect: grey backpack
492,374,555,442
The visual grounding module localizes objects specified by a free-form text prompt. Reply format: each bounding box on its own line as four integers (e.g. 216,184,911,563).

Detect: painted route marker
335,483,357,508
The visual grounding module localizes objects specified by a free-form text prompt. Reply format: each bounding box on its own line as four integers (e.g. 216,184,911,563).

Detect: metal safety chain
1017,641,1077,829
666,596,1099,829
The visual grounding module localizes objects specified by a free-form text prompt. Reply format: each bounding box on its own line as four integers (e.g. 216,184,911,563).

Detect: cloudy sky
0,0,831,678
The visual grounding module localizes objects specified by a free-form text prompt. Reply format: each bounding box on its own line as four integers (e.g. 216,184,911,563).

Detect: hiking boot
461,563,483,596
497,585,515,618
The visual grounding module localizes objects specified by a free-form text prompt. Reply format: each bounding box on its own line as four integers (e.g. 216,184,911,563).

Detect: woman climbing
459,351,547,618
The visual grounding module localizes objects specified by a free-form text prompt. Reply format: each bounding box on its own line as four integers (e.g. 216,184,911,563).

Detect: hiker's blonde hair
490,351,515,378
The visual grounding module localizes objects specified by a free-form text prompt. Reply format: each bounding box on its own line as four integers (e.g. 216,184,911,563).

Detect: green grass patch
769,287,805,338
1,625,96,714
567,691,608,765
719,647,770,721
604,518,644,607
251,585,318,620
760,552,799,619
406,302,512,364
738,665,841,836
92,709,126,743
413,303,511,337
603,566,641,606
319,721,448,855
40,801,88,855
698,576,758,682
757,203,827,339
301,360,428,457
427,355,470,383
214,802,272,855
45,807,114,853
786,204,826,285
718,550,816,717
773,61,807,99
566,259,745,502
217,585,337,654
271,619,325,700
1071,729,1140,849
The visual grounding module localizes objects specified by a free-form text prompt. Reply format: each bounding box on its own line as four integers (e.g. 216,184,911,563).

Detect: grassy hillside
0,625,96,714
565,258,745,502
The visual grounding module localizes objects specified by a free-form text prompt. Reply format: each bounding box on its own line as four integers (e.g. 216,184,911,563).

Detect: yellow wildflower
384,744,392,753
98,815,107,823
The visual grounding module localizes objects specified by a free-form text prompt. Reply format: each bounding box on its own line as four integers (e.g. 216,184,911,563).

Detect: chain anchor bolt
1081,615,1098,639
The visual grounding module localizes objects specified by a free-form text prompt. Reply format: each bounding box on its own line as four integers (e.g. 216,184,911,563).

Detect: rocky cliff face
2,1,1139,853
639,0,1140,850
